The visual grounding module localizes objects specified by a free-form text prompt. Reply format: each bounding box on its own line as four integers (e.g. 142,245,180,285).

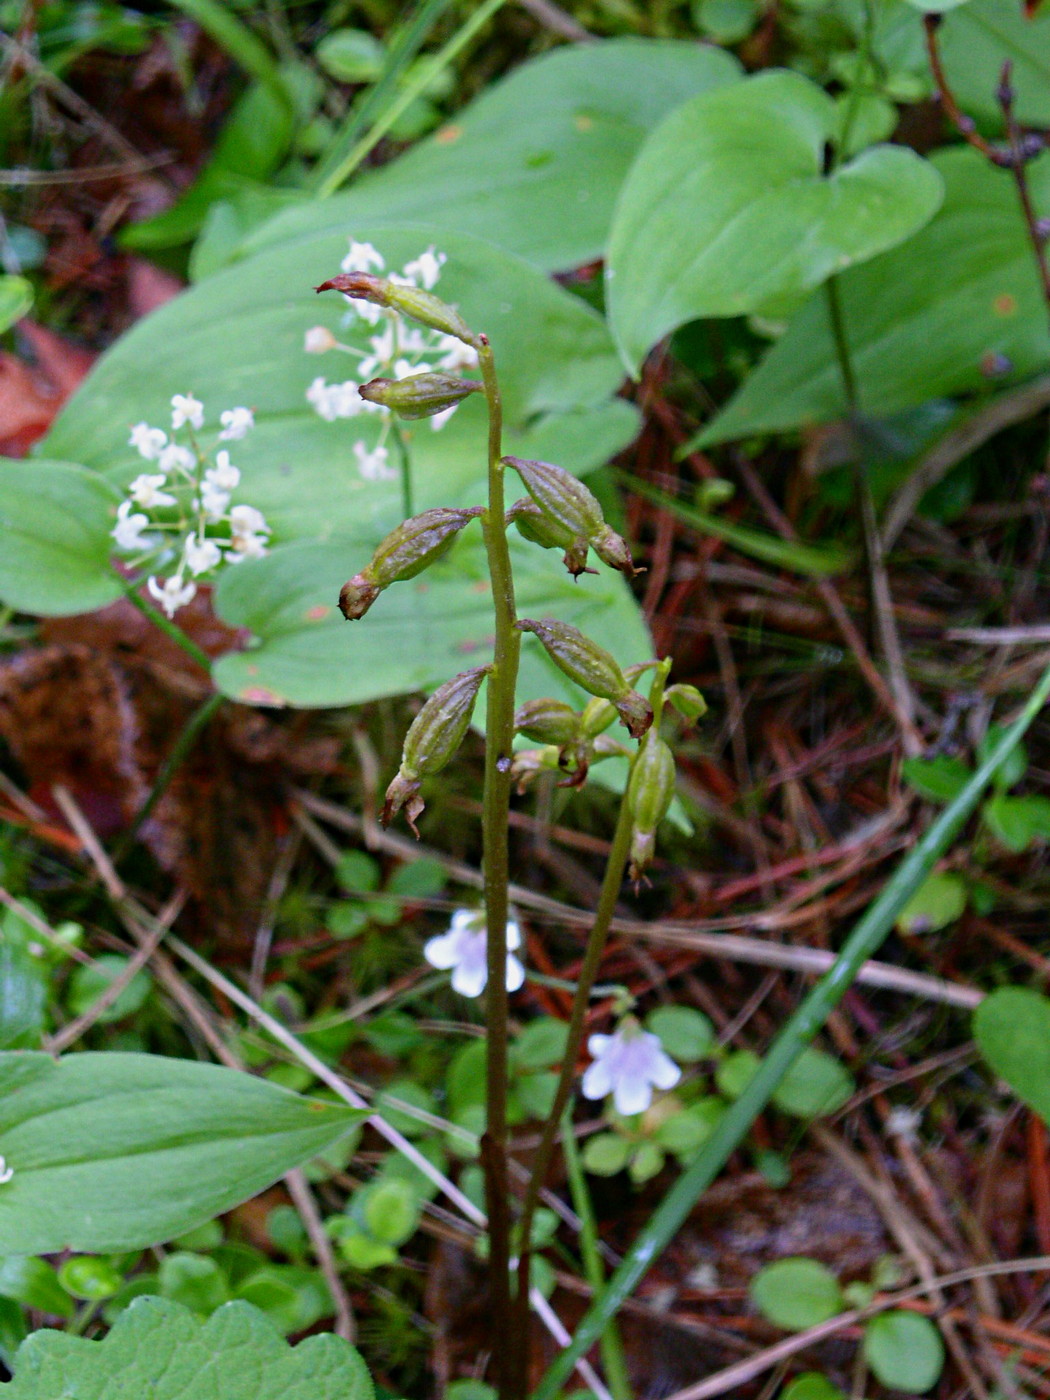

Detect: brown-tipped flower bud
382,666,490,835
514,698,581,746
506,500,591,578
505,456,641,579
316,273,478,347
515,618,653,738
626,730,676,880
359,372,482,421
339,507,482,621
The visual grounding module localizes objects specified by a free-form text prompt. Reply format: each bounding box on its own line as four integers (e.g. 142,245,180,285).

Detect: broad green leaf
863,1310,945,1392
238,40,742,273
901,755,973,803
895,871,967,934
0,1295,373,1400
0,1259,72,1319
0,278,32,335
695,147,1050,446
983,793,1050,852
750,1257,844,1330
938,0,1050,126
0,460,122,616
771,1048,854,1118
975,987,1050,1123
606,70,943,373
0,945,47,1050
0,1052,364,1253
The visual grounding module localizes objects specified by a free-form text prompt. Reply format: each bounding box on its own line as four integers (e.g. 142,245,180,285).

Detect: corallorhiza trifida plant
317,250,704,1400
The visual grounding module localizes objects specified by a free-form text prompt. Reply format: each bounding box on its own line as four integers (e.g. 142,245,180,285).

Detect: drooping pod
339,507,483,620
505,456,641,579
382,666,491,835
506,499,591,578
316,272,478,348
626,728,676,880
359,372,482,421
515,618,652,738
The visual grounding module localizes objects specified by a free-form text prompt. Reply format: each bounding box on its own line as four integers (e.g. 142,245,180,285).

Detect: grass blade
532,663,1050,1400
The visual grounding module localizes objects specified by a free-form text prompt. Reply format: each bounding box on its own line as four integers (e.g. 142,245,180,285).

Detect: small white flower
147,573,196,618
359,325,397,381
170,393,204,431
111,501,151,551
581,1018,681,1117
885,1106,922,1142
394,357,432,380
199,481,230,521
342,239,385,274
229,504,269,538
128,473,177,509
353,440,396,481
157,443,196,476
430,403,459,431
424,909,525,998
129,422,167,460
229,532,268,560
0,1156,13,1186
304,326,337,354
207,450,240,492
219,406,254,441
352,299,383,326
306,377,367,422
183,533,222,576
400,246,446,290
435,334,479,372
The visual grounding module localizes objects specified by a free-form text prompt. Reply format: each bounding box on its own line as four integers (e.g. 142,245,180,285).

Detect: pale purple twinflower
424,910,525,998
581,1018,682,1117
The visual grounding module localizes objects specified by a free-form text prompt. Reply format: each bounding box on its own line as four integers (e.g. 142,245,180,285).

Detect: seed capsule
382,666,490,834
506,499,591,578
360,372,481,421
515,618,652,738
580,697,617,737
626,730,676,880
316,273,478,347
339,507,482,620
505,456,640,579
514,698,581,745
665,683,707,725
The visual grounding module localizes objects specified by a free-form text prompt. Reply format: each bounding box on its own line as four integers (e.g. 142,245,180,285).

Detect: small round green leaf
716,1049,761,1100
582,1132,633,1177
895,871,967,934
58,1256,123,1302
772,1048,854,1119
780,1375,846,1400
315,29,385,83
513,1018,570,1070
863,1310,945,1392
974,987,1050,1124
645,1006,714,1062
750,1257,844,1331
68,955,151,1024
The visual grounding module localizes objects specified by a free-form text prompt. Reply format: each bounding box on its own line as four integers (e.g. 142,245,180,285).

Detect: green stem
121,581,213,672
311,0,507,198
561,1106,633,1400
513,785,635,1330
477,335,521,1400
111,691,223,862
532,663,1050,1399
825,276,859,417
393,422,414,520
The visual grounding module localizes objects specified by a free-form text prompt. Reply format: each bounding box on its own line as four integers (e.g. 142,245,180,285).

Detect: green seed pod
665,683,708,725
359,372,481,421
580,696,617,738
339,507,482,620
514,698,582,745
382,666,491,834
507,499,590,578
505,456,640,579
515,618,652,738
626,730,676,880
316,273,478,347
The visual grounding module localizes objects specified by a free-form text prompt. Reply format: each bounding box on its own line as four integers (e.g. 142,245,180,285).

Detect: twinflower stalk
477,333,521,1398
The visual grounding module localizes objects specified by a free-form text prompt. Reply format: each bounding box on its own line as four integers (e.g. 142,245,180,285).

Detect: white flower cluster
0,1155,12,1185
303,238,479,483
114,394,270,618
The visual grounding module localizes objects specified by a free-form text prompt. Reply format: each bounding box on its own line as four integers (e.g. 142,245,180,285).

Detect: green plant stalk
312,0,507,199
393,422,415,520
561,1107,633,1400
308,0,455,195
121,581,213,672
533,663,1050,1399
477,335,520,1400
112,691,223,861
513,779,635,1325
826,277,859,417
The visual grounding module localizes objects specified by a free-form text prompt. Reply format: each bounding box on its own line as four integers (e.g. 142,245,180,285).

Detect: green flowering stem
392,422,414,521
533,663,1050,1400
477,332,520,1399
120,579,212,673
561,1105,633,1400
511,766,636,1370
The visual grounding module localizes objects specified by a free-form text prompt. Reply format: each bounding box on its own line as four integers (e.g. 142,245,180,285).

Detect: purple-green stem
477,334,520,1400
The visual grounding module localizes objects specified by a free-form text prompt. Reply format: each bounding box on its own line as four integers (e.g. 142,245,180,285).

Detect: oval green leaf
772,1048,854,1119
607,69,943,374
974,987,1050,1124
863,1309,945,1392
750,1257,844,1331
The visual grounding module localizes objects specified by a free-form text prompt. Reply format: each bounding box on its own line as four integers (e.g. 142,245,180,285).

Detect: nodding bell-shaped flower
359,371,481,421
626,729,676,882
339,507,483,621
515,618,653,739
581,1017,681,1117
424,909,525,998
316,273,478,350
382,666,491,835
505,456,641,580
